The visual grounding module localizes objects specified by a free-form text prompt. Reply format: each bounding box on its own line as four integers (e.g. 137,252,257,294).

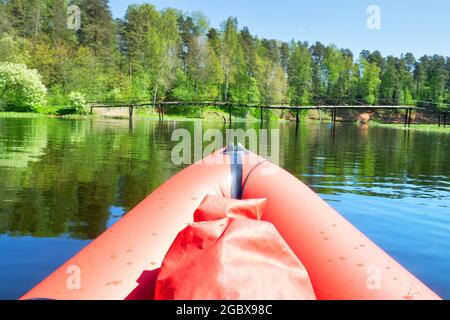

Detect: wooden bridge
88,100,448,128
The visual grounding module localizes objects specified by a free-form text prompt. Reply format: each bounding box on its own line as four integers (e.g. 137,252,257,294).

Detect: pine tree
47,0,73,44
0,1,12,35
380,56,400,105
310,42,326,104
6,0,45,38
288,44,313,105
76,0,115,60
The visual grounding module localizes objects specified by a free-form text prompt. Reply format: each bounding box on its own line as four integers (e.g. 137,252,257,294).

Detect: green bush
68,92,89,114
0,62,47,111
47,85,70,107
104,88,123,103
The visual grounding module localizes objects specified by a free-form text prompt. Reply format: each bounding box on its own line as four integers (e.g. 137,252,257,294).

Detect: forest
0,0,449,114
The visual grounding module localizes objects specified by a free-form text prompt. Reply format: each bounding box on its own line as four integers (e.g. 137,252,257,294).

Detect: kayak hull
21,151,440,300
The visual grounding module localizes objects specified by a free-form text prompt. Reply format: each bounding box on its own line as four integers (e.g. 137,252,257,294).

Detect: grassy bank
0,112,47,118
133,106,277,122
0,106,264,121
0,111,91,120
0,104,87,118
1,110,449,134
370,122,450,133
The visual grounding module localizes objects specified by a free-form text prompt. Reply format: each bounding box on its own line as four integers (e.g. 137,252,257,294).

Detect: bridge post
331,108,337,125
158,103,162,122
295,108,299,124
129,106,134,119
260,107,263,124
129,117,133,133
228,104,232,124
404,109,409,128
408,109,413,127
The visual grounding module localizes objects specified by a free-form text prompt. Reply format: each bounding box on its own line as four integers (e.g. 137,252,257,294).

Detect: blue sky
109,0,450,58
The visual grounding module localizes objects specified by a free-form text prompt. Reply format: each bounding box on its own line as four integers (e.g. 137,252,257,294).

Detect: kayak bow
21,148,441,300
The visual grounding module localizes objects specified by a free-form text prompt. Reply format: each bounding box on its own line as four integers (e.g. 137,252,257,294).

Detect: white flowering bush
0,62,47,111
68,91,89,114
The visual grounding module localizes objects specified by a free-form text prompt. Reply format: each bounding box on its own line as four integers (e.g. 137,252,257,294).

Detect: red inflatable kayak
21,146,441,300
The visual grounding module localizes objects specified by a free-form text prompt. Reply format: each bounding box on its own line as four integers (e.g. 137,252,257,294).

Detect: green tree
428,55,449,109
0,35,29,63
398,54,415,105
124,4,180,102
254,39,287,104
76,0,116,61
360,58,381,105
0,1,13,35
155,8,181,101
379,56,400,105
323,45,342,101
1,0,449,113
5,0,45,39
310,41,326,103
0,62,47,111
321,46,357,104
46,0,75,44
221,17,240,101
288,44,313,105
175,11,220,99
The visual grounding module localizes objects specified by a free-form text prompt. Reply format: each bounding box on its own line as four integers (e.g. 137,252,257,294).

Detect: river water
0,117,449,299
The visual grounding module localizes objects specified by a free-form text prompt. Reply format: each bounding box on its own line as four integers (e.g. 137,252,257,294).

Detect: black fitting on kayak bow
224,144,246,199
223,143,247,155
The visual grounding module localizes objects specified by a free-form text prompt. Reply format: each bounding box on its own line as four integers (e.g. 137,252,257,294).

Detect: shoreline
0,111,448,133
369,122,449,133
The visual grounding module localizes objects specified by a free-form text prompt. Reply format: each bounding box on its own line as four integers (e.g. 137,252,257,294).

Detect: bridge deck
87,101,448,128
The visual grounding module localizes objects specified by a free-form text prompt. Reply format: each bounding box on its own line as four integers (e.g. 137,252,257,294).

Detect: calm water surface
0,117,449,299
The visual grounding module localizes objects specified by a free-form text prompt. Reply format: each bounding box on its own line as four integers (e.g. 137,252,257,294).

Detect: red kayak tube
21,146,441,300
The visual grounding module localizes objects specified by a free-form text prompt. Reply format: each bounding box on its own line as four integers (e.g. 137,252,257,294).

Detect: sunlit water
0,117,449,299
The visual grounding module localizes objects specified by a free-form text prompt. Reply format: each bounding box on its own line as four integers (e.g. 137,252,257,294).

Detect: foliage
0,62,47,111
360,59,381,105
0,0,449,113
288,44,312,105
68,91,89,114
0,35,29,63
